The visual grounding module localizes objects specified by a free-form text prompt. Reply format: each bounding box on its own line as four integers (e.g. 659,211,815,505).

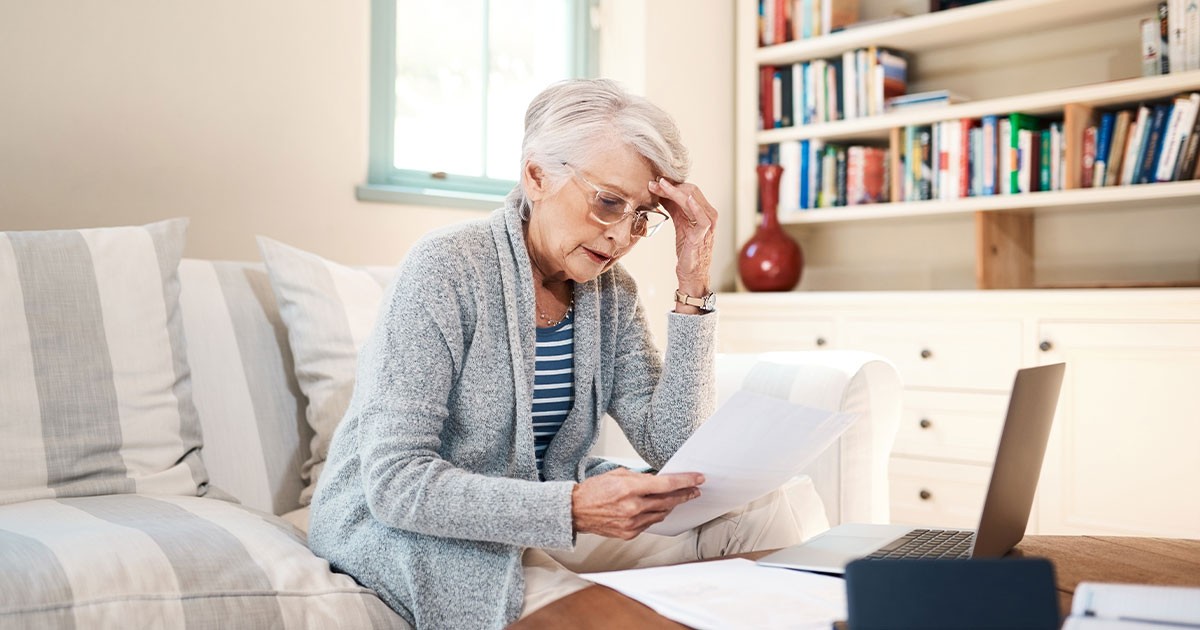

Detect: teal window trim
362,0,599,209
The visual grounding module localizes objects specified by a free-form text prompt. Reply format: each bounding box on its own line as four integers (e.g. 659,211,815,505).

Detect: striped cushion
0,219,207,506
0,495,406,628
256,236,393,506
178,259,310,516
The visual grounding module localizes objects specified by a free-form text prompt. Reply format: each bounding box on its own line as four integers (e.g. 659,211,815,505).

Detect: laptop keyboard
864,529,976,560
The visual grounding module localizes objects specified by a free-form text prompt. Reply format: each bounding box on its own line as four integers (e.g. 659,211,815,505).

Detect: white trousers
519,478,829,618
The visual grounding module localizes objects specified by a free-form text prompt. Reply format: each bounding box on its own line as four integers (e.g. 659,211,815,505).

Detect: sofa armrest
593,350,901,527
714,351,901,526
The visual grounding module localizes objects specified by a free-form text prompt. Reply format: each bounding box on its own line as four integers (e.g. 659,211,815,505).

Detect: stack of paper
1064,582,1200,629
581,558,846,630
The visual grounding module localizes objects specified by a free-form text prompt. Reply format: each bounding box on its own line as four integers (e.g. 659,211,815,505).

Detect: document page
581,558,845,630
645,389,856,536
1065,582,1200,628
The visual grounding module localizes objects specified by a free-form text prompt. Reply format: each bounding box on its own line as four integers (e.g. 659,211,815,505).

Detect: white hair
506,78,691,220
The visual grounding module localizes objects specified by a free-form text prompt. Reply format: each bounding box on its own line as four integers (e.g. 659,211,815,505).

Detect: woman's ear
523,162,548,202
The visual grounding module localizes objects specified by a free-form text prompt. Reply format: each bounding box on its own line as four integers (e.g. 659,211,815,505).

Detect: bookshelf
734,0,1200,291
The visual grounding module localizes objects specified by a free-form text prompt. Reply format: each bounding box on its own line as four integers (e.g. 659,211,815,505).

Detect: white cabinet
1035,321,1200,537
718,290,1200,535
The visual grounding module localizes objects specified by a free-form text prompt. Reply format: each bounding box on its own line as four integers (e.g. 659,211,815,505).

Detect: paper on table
1067,582,1200,628
645,389,856,536
581,558,845,630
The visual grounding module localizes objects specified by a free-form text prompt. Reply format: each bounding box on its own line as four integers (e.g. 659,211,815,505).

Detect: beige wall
0,0,735,335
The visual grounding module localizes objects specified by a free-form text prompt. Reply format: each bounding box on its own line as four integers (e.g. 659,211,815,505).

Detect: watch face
702,293,716,311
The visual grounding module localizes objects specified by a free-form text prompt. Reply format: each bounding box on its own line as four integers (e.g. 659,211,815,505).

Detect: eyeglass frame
562,163,671,238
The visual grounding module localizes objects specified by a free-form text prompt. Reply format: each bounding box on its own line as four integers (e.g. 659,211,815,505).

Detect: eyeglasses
564,164,670,238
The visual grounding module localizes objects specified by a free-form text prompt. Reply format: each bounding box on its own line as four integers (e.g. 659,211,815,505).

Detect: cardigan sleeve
347,238,576,551
603,267,718,470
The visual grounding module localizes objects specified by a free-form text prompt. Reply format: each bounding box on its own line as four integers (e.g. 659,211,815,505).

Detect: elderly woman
308,78,808,629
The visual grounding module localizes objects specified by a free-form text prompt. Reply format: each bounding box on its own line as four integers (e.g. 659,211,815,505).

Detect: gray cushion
0,219,207,506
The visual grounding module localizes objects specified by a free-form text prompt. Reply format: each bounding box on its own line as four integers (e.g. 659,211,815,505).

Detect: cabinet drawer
843,319,1021,390
717,317,834,353
894,391,1009,465
889,458,992,530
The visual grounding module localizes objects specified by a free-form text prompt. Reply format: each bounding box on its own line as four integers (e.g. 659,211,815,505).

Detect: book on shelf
1092,112,1116,188
1104,110,1133,187
1007,113,1043,194
758,0,860,45
885,89,969,111
1136,103,1171,183
1142,17,1164,76
1156,92,1200,181
758,46,908,128
1081,126,1098,189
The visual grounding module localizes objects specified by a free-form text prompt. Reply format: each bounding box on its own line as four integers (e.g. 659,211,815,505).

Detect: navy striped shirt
533,313,574,476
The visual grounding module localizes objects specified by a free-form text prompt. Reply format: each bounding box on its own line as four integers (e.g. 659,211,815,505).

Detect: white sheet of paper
581,558,846,630
645,389,856,536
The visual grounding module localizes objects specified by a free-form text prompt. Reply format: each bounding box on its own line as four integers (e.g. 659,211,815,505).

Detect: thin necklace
539,298,574,327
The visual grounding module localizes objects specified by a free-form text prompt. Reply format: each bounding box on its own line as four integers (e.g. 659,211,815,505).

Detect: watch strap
674,289,715,312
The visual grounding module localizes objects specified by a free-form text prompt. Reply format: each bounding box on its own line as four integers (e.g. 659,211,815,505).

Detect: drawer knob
1039,340,1053,352
816,336,827,347
919,418,932,429
920,349,932,359
919,489,932,501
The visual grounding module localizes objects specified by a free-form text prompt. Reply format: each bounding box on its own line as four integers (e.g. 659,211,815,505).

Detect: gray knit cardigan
307,203,717,629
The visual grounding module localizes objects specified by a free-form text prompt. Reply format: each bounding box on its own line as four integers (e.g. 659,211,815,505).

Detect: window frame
359,0,599,209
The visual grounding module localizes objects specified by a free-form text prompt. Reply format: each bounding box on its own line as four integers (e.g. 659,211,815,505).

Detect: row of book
1081,93,1200,189
759,47,908,129
763,141,888,211
1143,1,1200,76
758,0,859,46
760,94,1200,211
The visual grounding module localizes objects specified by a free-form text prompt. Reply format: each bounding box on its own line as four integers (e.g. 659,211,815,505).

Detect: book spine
780,66,794,128
1169,0,1184,74
1039,129,1052,192
1093,112,1115,187
792,64,803,127
799,139,811,209
1143,18,1163,76
981,115,998,195
842,50,857,121
1081,126,1097,189
1050,122,1063,191
1160,1,1172,73
1137,103,1171,184
998,118,1011,194
835,145,847,207
1176,103,1200,180
759,66,775,130
918,126,933,200
775,0,788,45
772,69,784,128
959,119,971,199
1122,105,1151,185
779,140,802,213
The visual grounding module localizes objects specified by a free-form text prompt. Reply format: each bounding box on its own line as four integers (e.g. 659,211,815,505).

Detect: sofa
0,219,901,628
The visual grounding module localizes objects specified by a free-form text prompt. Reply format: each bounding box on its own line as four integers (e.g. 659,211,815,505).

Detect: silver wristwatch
674,289,716,312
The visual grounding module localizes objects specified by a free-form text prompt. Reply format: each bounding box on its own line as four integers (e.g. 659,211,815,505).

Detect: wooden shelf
754,0,1158,66
777,180,1200,224
757,71,1200,145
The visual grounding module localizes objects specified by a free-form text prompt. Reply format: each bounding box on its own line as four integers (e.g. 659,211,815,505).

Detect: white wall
0,0,735,335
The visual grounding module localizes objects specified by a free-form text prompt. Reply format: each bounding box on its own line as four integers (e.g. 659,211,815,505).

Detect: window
362,0,598,208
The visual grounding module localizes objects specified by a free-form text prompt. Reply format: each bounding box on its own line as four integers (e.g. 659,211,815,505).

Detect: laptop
757,362,1065,575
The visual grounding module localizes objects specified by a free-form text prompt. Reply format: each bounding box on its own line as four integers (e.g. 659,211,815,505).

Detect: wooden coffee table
511,536,1200,629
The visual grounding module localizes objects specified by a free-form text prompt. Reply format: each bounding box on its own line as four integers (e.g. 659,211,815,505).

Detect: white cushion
256,237,393,506
0,219,207,506
0,495,404,628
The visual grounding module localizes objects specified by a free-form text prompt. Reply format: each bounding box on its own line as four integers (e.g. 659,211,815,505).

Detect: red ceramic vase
738,164,803,291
